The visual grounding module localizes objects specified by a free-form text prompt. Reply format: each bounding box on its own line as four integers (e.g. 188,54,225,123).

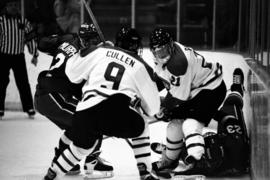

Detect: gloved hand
154,107,172,122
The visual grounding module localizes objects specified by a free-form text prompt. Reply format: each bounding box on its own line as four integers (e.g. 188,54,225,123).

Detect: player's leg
34,90,84,175
152,119,185,177
215,68,249,174
43,93,144,180
83,137,114,179
34,90,76,159
97,93,145,138
36,91,114,177
0,54,11,119
34,90,76,130
44,139,101,180
182,81,226,161
153,81,226,179
97,94,157,179
44,105,102,180
12,54,35,117
130,122,159,180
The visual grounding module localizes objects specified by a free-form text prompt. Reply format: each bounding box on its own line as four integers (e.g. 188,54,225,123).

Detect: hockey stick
81,0,106,44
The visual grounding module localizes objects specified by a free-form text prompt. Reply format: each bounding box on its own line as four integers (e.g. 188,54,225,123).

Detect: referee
0,0,39,119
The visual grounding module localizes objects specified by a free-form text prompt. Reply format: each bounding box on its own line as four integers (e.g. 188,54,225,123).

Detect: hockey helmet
115,27,143,55
78,23,100,48
149,28,173,64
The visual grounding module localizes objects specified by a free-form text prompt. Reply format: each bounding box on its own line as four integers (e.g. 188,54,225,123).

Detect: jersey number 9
104,62,125,90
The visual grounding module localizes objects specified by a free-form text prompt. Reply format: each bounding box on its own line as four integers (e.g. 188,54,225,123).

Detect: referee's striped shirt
0,14,38,55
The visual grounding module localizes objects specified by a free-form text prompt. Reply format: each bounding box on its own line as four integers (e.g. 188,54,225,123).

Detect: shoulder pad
166,45,188,76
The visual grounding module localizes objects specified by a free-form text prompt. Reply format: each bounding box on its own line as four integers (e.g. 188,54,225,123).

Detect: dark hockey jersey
37,40,84,99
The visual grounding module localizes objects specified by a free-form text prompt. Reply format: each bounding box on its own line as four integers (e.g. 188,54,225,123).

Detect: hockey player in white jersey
151,68,250,178
43,32,161,180
114,27,159,180
148,28,227,178
37,23,114,178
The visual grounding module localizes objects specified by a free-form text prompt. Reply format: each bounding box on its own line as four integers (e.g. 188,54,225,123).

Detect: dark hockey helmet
78,23,100,48
149,28,173,64
115,27,143,56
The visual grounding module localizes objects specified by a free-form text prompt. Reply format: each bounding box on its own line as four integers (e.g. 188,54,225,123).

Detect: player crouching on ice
148,27,228,179
42,26,162,180
149,28,250,179
35,23,114,179
152,68,250,179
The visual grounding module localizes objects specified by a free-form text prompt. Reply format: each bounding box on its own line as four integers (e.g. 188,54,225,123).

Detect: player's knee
167,119,184,139
70,141,97,159
225,92,243,109
129,117,145,137
182,118,204,135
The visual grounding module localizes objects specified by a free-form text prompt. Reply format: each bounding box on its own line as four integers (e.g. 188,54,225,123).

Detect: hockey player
42,30,161,180
114,27,159,180
148,28,227,178
151,68,250,178
35,23,114,178
115,26,143,56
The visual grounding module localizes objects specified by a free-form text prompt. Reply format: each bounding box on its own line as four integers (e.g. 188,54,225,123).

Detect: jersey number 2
50,53,66,70
104,62,125,90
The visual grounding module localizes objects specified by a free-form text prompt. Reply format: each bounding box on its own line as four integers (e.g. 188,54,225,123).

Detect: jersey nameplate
58,42,78,57
106,50,136,68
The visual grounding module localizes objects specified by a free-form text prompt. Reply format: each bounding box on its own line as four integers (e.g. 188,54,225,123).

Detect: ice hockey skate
83,151,114,179
51,147,81,176
230,67,245,96
152,153,180,179
43,167,56,180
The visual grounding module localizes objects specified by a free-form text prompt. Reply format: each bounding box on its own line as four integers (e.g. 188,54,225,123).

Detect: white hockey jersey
155,42,223,101
65,46,160,116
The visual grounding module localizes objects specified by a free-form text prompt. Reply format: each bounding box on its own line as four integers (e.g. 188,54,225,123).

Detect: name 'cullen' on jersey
155,42,223,101
65,46,160,116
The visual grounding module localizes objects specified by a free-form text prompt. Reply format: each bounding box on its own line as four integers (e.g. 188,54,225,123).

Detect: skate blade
83,171,114,179
66,170,81,176
172,160,194,173
172,174,206,180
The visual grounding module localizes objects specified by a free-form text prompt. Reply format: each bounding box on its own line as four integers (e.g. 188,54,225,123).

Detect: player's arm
154,73,165,91
134,66,161,117
65,48,98,84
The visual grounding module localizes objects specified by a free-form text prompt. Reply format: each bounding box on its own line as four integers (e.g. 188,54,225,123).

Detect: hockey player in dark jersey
151,68,250,179
114,27,159,180
34,23,114,178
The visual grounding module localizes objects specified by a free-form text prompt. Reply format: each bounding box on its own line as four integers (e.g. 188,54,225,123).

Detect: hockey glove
154,107,172,122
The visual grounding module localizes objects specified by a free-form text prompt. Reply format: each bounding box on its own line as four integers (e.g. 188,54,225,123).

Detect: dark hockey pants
71,93,145,149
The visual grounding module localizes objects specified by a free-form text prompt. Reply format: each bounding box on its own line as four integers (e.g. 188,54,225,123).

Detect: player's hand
154,107,172,122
